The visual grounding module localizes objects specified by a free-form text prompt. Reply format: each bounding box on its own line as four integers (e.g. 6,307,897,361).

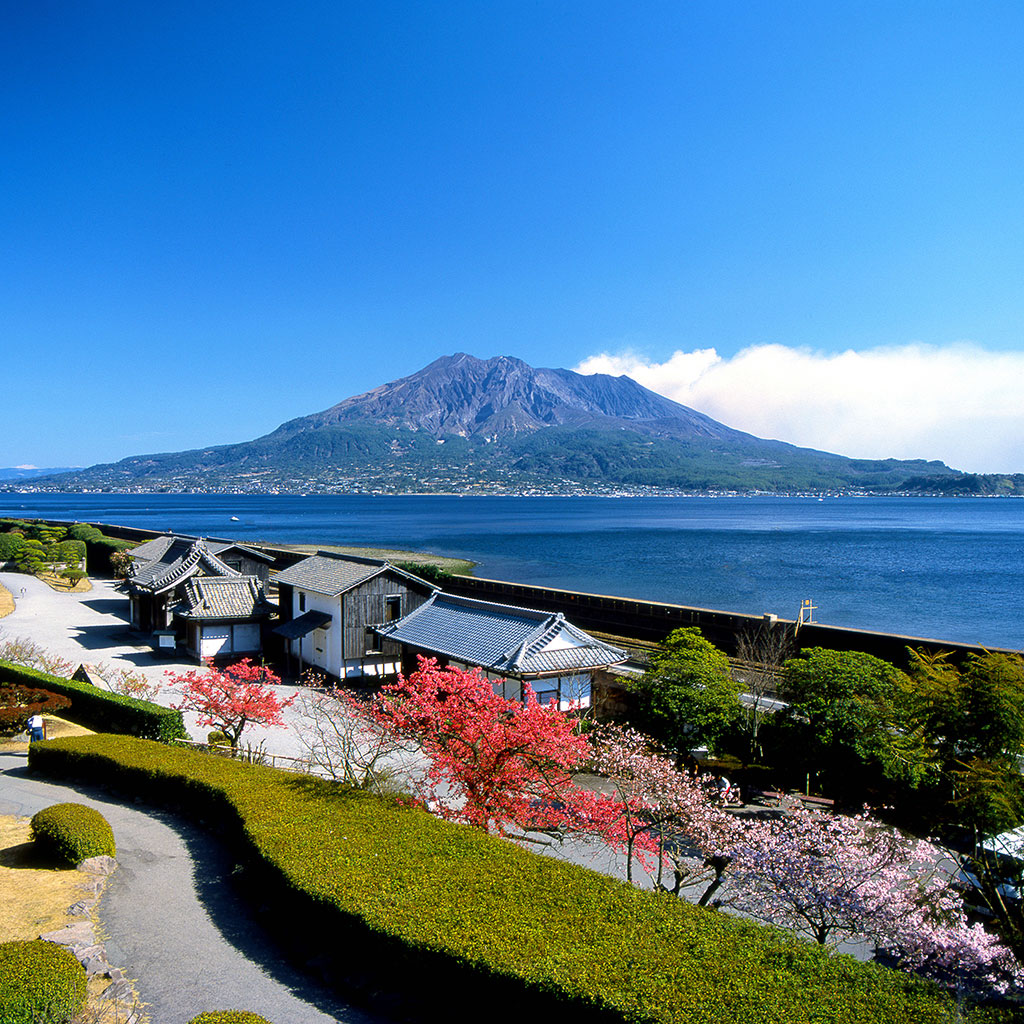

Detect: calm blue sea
2,493,1022,650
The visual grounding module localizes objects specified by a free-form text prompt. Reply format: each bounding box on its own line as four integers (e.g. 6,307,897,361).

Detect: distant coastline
2,492,1022,649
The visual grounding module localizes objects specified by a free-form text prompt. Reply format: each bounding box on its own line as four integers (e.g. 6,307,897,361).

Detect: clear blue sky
5,2,1024,470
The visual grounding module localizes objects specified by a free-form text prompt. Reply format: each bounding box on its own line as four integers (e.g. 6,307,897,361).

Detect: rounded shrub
0,939,87,1024
30,802,116,866
188,1013,274,1024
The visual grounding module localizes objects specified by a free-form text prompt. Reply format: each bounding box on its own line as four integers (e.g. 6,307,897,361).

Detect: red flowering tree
370,657,619,838
170,660,296,748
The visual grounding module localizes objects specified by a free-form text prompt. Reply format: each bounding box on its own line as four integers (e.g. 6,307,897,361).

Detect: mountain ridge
7,353,1016,495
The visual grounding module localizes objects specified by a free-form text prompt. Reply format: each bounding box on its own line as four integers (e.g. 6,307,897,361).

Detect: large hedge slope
26,734,993,1024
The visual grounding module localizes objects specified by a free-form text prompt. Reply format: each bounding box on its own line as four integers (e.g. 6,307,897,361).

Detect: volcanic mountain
25,353,971,494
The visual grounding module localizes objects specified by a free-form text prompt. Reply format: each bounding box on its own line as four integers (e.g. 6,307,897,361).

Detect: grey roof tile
376,593,625,676
273,553,436,598
129,539,240,594
175,576,275,620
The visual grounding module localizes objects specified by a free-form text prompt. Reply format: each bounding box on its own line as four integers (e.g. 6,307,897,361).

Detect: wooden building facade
273,552,437,681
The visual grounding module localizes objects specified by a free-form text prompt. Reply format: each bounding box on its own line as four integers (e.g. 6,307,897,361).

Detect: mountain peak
283,352,739,442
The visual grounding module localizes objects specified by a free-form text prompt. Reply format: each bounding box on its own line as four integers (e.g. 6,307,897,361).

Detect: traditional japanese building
373,591,627,708
175,575,277,660
124,534,277,659
272,552,437,680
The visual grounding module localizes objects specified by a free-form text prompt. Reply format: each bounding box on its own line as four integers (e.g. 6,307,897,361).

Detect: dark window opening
385,595,402,621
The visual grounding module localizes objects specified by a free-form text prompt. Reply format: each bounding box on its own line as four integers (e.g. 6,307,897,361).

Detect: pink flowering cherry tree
726,800,1021,992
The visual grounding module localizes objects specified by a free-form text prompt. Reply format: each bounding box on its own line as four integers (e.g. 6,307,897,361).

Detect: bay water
2,493,1021,650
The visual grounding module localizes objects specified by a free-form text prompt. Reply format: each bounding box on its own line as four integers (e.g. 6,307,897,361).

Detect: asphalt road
0,750,382,1024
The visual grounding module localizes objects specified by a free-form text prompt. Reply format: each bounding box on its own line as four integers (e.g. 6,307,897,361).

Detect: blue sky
4,2,1024,472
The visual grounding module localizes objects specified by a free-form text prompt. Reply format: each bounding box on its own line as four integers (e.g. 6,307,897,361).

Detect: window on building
298,592,306,612
385,595,402,621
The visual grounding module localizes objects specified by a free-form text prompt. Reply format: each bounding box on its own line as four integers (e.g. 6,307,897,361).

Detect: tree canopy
627,627,742,755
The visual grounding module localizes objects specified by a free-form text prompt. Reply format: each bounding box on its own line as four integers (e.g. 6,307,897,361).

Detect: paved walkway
0,750,380,1024
0,573,313,760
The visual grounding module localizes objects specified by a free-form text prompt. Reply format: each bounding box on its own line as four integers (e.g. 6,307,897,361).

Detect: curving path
0,751,383,1024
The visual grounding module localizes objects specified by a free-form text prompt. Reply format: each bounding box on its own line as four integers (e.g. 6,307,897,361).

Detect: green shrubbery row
31,802,116,866
0,939,87,1024
65,522,136,575
27,734,998,1024
0,661,185,742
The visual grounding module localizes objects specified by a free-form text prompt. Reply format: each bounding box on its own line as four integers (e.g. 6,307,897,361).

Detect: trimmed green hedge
0,661,186,742
189,1013,274,1024
66,523,135,575
0,939,87,1024
0,532,24,562
27,735,990,1024
31,802,116,865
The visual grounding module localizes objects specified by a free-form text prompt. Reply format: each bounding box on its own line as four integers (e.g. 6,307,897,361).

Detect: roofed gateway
374,591,626,709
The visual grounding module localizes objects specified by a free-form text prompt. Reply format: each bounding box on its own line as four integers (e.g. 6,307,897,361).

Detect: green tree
627,628,742,755
15,538,47,576
907,649,1024,965
907,649,1024,834
776,648,927,792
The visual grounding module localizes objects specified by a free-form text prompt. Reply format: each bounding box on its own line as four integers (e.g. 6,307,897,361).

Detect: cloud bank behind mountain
576,343,1024,475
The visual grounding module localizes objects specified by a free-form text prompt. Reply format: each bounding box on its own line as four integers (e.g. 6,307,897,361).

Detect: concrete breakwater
36,517,1023,667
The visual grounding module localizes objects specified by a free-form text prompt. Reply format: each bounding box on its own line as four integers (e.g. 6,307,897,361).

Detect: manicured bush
28,735,988,1024
30,802,116,865
65,523,134,575
52,538,86,564
0,532,24,562
0,661,186,741
0,939,87,1024
189,1013,274,1024
0,685,72,734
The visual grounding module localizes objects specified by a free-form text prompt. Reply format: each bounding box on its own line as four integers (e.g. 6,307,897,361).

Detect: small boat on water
230,516,240,521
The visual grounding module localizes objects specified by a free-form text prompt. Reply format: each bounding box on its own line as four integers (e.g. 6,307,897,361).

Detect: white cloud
14,464,37,470
575,343,1024,474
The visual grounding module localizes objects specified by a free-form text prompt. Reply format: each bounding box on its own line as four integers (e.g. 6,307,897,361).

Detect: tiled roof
175,576,276,620
375,593,625,676
273,553,436,598
129,538,241,594
131,534,273,564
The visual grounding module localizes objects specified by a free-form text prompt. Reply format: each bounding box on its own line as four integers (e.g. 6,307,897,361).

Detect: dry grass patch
0,813,147,1023
38,572,93,594
0,816,92,940
284,542,474,574
0,583,14,619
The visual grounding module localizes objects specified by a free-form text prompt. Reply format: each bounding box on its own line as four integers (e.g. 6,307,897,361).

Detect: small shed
272,552,437,681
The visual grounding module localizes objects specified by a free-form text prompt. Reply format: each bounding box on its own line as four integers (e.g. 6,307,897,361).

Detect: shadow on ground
2,765,380,1023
